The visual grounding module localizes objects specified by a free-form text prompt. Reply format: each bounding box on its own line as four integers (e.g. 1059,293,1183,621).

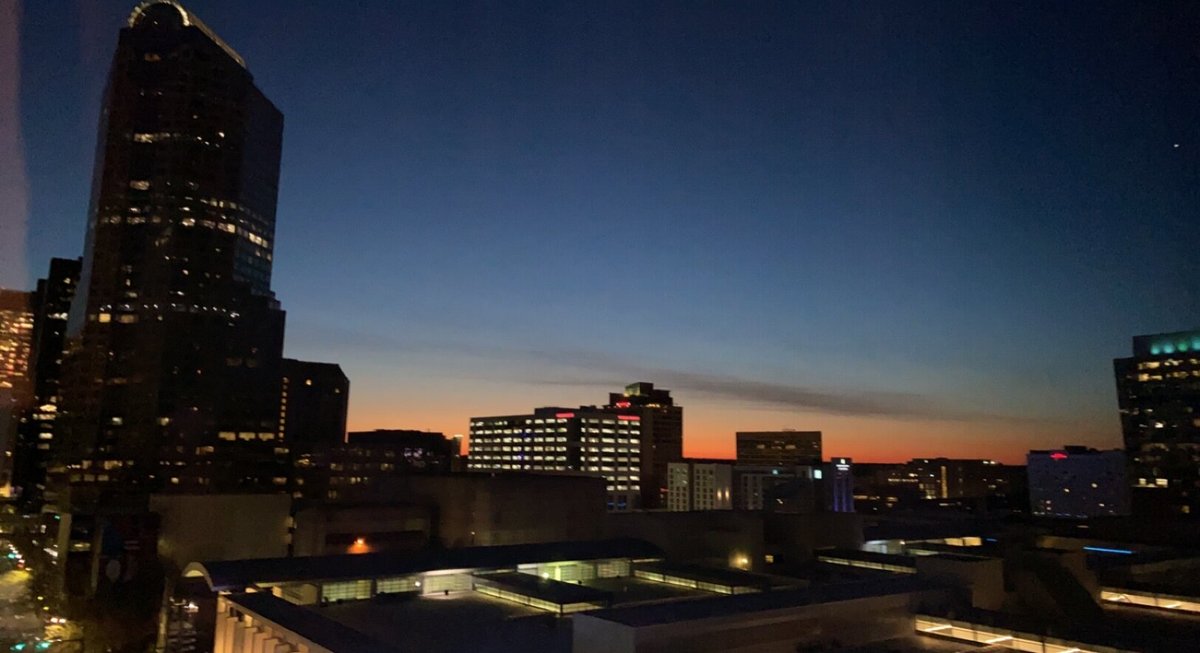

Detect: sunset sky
7,1,1197,463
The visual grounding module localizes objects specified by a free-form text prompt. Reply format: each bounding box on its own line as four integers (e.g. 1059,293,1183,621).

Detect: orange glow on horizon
347,397,1120,466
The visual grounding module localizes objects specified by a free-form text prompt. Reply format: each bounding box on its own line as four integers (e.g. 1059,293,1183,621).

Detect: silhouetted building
469,406,643,511
820,457,855,513
735,430,821,467
907,457,1016,500
1114,329,1200,516
57,1,288,493
280,359,348,448
294,430,453,503
666,460,733,511
603,382,682,509
12,258,81,505
1028,446,1130,518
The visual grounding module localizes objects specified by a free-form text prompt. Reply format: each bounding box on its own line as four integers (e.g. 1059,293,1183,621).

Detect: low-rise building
666,460,733,511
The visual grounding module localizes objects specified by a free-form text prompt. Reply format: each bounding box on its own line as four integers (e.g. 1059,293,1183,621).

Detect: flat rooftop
633,560,800,590
474,571,612,606
191,537,661,590
321,591,571,653
582,576,936,628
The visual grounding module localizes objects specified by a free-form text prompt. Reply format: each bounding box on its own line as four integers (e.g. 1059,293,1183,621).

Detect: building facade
57,1,289,492
280,359,349,448
0,290,35,403
12,258,81,506
1114,329,1200,516
666,460,733,511
469,407,642,511
0,290,35,492
735,431,822,466
603,382,682,509
1027,447,1130,518
294,430,455,503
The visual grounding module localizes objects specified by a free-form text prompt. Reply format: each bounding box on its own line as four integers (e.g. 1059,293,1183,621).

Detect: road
0,541,44,642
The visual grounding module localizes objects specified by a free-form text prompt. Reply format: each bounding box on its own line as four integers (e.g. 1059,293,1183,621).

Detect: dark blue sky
11,0,1199,460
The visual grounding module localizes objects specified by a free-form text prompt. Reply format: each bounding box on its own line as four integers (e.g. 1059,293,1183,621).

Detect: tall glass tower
59,1,288,492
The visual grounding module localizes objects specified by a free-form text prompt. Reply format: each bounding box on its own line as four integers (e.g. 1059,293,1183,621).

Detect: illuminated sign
1050,452,1068,460
555,412,575,419
617,415,640,421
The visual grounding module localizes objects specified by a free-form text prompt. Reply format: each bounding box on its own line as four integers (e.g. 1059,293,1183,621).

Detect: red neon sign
1050,452,1068,460
617,415,640,421
614,401,631,408
555,412,575,419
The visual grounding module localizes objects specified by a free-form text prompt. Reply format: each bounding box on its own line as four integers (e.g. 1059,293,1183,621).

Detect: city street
0,542,44,643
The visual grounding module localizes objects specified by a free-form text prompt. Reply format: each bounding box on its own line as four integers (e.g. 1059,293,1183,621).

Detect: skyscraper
1114,329,1200,516
0,290,35,491
0,290,35,403
603,382,682,509
58,1,287,492
12,258,80,505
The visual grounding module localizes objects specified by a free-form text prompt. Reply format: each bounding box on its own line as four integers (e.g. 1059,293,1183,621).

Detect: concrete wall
371,473,608,547
292,504,431,556
151,494,291,570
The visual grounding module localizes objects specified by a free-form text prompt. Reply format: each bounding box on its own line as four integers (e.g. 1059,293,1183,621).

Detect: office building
280,359,349,448
1027,447,1130,518
294,430,456,502
0,290,35,402
1114,329,1200,515
735,430,821,466
734,465,812,511
469,406,642,511
603,382,682,509
0,290,35,491
666,460,733,511
12,258,80,506
57,1,289,492
907,457,1016,500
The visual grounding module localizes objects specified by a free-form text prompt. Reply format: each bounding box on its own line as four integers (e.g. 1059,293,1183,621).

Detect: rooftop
187,538,661,591
583,576,936,628
227,592,399,653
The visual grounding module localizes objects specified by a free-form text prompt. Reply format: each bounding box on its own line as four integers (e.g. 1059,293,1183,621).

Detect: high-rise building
12,258,81,505
0,290,36,491
735,431,822,466
0,290,35,402
468,406,642,511
1114,329,1200,516
666,460,733,511
1027,446,1130,518
57,1,288,492
602,382,682,509
280,359,349,449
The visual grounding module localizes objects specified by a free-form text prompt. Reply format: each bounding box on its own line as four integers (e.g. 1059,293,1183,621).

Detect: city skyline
7,1,1199,463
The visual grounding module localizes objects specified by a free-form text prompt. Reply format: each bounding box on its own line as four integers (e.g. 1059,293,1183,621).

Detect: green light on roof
1164,343,1176,354
1150,345,1161,355
1180,341,1191,352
